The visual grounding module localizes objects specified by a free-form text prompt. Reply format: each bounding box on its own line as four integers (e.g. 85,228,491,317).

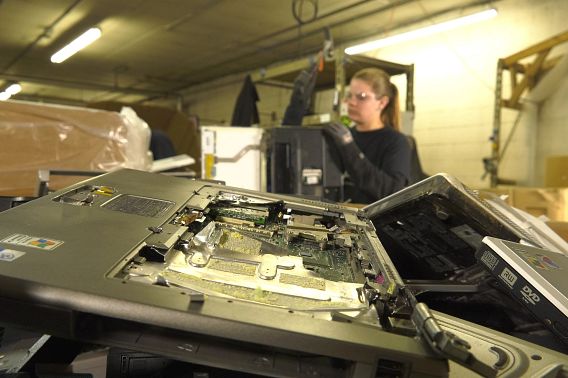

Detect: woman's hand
324,122,353,146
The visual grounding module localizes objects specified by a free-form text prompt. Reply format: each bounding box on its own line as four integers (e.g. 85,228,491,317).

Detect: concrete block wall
167,73,291,127
364,0,568,187
537,77,568,184
165,0,568,188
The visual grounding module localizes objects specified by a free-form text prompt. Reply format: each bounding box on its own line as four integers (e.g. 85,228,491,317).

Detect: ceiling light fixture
51,27,102,63
0,82,22,101
345,8,498,55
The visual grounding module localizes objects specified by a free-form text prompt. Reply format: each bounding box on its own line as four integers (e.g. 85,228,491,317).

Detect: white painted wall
161,0,568,188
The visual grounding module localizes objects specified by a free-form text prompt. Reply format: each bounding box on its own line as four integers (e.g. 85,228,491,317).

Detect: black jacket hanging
231,75,260,126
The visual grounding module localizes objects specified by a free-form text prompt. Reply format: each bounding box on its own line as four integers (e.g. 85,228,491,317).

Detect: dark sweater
341,126,411,204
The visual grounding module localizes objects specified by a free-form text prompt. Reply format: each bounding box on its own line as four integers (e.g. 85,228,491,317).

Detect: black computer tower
266,126,343,202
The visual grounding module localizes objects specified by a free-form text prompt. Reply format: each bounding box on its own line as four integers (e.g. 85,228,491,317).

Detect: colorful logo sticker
521,253,561,270
30,239,56,248
0,246,26,262
1,234,63,251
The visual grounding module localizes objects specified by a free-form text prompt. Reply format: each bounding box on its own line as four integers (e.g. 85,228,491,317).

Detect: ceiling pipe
135,0,378,103
8,0,497,106
1,0,83,73
343,0,498,54
240,0,374,49
0,73,181,99
13,93,89,107
262,0,496,59
137,0,415,105
0,0,176,104
169,0,497,96
140,0,498,106
2,0,417,104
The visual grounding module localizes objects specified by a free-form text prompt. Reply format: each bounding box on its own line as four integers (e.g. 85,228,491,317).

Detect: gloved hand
324,122,353,146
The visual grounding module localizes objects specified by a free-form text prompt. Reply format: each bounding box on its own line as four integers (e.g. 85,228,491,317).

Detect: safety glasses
344,91,377,102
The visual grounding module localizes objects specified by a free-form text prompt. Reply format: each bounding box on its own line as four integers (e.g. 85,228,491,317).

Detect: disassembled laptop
0,169,566,377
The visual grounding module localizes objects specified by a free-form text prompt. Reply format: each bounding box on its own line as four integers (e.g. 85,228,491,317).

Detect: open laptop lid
360,173,546,280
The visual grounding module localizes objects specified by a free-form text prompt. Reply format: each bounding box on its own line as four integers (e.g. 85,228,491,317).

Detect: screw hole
531,355,542,360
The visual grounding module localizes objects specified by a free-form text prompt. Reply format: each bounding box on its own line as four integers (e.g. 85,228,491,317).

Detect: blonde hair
352,68,401,131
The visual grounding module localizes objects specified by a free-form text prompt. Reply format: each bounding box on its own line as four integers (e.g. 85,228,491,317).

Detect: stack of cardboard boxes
479,156,568,241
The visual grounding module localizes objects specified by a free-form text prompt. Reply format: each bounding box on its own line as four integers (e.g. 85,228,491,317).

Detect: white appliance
201,126,264,191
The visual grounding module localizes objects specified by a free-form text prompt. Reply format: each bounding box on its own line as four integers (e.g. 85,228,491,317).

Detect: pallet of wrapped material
0,101,151,196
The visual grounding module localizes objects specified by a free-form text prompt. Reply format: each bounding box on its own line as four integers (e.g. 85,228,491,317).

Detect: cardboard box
545,155,568,187
479,187,568,222
0,101,150,196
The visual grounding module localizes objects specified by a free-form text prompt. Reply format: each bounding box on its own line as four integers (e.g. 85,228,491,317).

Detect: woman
325,68,411,203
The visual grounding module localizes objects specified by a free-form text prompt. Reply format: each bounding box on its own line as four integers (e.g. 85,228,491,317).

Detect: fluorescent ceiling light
345,8,498,55
0,82,22,101
5,83,22,95
51,27,102,63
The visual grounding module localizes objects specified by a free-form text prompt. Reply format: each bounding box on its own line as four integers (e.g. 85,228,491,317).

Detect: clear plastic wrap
0,100,151,196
